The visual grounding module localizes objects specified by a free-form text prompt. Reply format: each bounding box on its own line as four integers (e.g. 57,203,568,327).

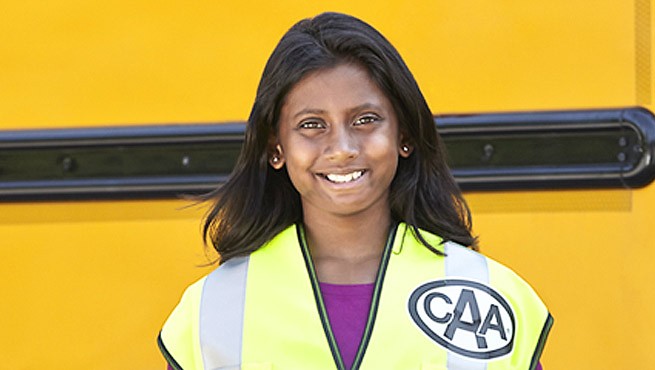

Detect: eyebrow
292,103,384,119
293,109,326,119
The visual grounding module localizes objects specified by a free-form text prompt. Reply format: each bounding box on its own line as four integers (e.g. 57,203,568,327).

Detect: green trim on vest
158,332,183,370
159,223,552,370
529,313,554,370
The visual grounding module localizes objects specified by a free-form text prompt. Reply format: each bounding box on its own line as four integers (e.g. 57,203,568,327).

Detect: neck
302,202,392,284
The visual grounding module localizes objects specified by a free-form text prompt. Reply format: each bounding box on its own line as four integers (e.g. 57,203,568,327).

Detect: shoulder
401,225,550,319
158,235,284,346
162,277,207,335
442,240,547,309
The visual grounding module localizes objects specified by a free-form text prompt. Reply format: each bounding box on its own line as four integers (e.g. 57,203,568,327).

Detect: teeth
326,171,363,183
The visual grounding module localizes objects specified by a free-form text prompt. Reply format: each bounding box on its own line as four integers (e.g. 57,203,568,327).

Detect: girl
159,12,552,370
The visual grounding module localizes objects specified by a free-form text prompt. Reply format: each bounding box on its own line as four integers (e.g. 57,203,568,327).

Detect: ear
398,133,414,158
268,136,285,170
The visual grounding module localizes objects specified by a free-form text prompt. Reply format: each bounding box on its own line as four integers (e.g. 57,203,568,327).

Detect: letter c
424,292,452,324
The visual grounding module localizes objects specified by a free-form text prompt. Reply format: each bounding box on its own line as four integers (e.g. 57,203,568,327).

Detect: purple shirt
319,282,375,369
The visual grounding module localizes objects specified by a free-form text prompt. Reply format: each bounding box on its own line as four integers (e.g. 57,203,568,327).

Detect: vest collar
295,222,399,370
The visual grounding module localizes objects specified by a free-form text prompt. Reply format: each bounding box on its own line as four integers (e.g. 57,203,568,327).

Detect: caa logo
407,278,516,360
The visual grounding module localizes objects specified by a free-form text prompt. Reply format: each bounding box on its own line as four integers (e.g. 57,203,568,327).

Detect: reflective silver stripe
199,256,249,370
444,242,488,370
444,242,489,283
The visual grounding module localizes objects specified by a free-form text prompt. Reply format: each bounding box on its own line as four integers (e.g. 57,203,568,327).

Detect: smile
321,170,365,183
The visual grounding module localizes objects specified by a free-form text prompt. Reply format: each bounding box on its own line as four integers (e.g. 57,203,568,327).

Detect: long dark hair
203,12,476,263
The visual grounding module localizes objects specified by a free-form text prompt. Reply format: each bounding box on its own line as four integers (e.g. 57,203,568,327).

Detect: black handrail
0,107,653,201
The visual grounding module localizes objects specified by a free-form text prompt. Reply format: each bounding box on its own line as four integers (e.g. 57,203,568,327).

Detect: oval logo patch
407,278,516,360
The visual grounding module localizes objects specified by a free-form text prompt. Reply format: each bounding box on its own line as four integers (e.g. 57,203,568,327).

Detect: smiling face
270,63,412,219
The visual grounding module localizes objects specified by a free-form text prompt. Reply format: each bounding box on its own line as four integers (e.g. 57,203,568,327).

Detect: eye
298,119,325,129
354,114,380,126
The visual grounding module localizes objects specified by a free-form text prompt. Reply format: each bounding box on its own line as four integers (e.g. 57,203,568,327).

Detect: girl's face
270,63,411,218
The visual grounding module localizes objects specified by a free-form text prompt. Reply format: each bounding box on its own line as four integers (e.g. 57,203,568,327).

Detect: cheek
366,132,400,162
368,132,401,182
283,140,314,168
282,142,316,186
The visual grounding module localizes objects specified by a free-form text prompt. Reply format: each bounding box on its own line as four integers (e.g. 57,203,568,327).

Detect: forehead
281,63,393,115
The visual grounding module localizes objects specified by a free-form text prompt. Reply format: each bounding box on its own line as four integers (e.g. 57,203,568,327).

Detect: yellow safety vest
159,223,552,370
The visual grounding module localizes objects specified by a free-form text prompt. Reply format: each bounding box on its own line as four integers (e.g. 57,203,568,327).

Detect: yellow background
0,1,653,369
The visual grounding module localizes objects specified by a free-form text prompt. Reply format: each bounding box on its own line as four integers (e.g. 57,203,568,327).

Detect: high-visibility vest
159,223,552,370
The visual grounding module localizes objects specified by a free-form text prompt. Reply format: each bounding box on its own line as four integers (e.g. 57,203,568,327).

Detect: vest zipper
297,223,398,370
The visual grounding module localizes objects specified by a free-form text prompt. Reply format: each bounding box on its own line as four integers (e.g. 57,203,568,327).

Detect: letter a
444,289,487,349
479,304,507,341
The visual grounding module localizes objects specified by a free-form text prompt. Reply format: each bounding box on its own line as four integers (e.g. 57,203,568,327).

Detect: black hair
203,12,477,263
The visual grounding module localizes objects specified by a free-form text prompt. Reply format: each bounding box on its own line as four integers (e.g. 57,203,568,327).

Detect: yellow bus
1,1,653,369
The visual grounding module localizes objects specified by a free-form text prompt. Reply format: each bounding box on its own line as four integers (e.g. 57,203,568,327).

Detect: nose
325,126,358,162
